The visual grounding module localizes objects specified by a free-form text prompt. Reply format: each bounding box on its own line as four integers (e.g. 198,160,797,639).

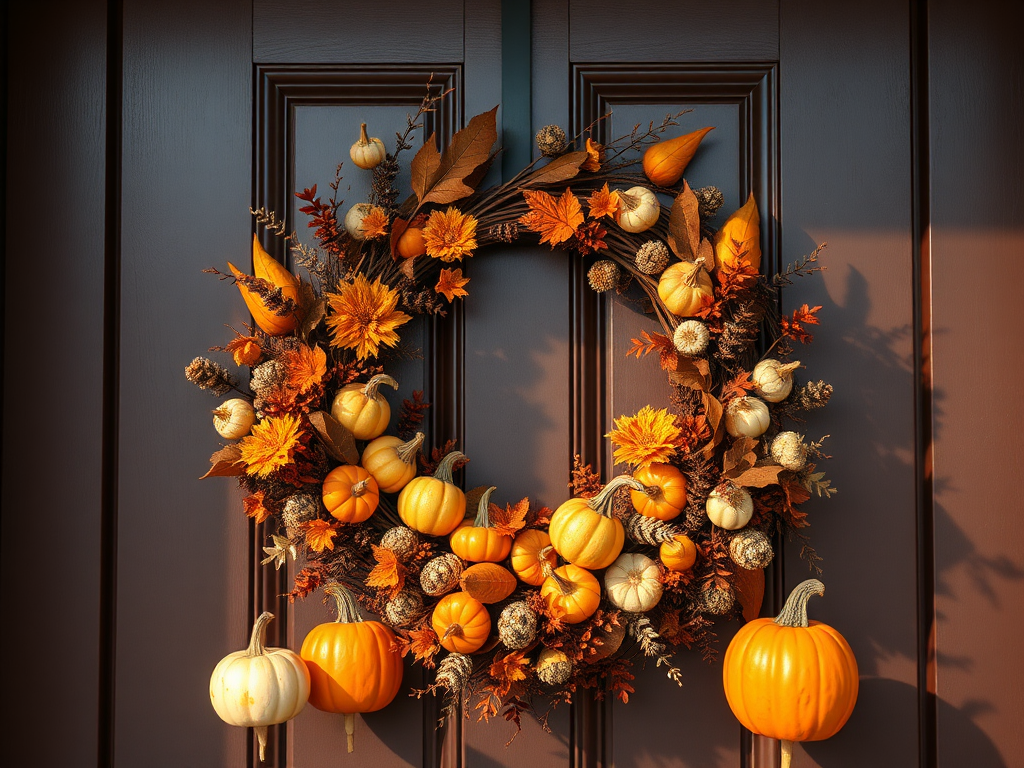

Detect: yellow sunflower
423,206,478,262
605,405,682,469
325,274,411,360
238,413,302,477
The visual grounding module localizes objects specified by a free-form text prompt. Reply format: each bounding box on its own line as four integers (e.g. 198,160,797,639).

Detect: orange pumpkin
323,465,379,524
431,592,491,653
450,486,512,562
723,579,859,768
330,373,399,441
631,463,687,521
300,584,403,752
657,257,714,317
659,534,698,572
541,564,601,624
227,235,302,336
397,226,427,259
510,529,557,586
361,431,424,493
398,451,467,536
642,126,714,187
549,475,647,570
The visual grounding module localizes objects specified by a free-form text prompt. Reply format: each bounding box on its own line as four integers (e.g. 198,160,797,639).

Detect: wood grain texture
117,1,252,765
1,2,107,766
928,2,1024,766
780,2,917,767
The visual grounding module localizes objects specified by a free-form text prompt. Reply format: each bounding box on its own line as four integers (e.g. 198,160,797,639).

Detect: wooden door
5,2,1024,768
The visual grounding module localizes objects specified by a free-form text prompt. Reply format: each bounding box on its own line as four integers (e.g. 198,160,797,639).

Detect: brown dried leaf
723,437,758,475
308,410,359,465
410,134,442,202
732,463,786,488
200,444,244,478
464,485,493,519
667,181,700,260
299,296,327,341
697,237,714,265
421,107,499,205
520,151,588,186
668,356,710,392
367,544,406,596
733,567,765,622
460,563,517,604
700,392,725,458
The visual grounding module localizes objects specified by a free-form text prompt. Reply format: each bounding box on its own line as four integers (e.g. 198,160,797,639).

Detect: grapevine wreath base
193,83,850,756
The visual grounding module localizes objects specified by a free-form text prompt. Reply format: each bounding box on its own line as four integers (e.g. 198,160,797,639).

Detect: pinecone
536,648,572,686
625,514,681,545
370,155,401,211
497,602,537,650
635,241,670,275
793,380,833,410
381,526,419,562
184,357,237,396
729,529,774,570
250,359,285,396
282,494,319,535
489,221,520,243
700,582,736,615
695,186,725,219
683,504,707,533
588,260,621,292
435,652,473,694
535,125,567,157
420,553,464,596
384,591,423,627
400,285,447,316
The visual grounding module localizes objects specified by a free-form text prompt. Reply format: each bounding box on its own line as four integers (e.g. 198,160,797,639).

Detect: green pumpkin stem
587,475,647,517
325,582,363,624
773,579,825,629
245,611,274,657
396,432,425,464
473,486,498,527
362,373,399,400
433,451,468,483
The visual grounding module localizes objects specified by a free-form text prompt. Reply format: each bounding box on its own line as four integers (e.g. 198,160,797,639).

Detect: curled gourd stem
683,256,709,288
255,725,269,762
781,739,793,768
543,563,576,597
441,623,465,642
433,451,468,483
358,122,370,146
617,190,639,211
245,611,274,657
587,475,647,517
472,486,498,527
538,544,554,560
345,712,356,753
325,582,363,624
773,578,825,628
362,373,399,400
351,479,370,498
396,432,425,464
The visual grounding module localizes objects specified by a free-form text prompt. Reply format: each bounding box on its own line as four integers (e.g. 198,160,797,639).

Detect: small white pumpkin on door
604,552,663,613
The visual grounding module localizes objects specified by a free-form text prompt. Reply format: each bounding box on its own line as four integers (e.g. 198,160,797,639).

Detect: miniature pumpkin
212,398,255,440
398,451,467,536
396,226,427,259
615,186,660,233
724,396,770,438
344,203,374,240
432,592,492,653
322,464,379,524
300,584,403,752
361,431,425,493
349,123,386,170
658,256,714,317
450,486,512,562
723,579,858,768
604,553,663,613
712,192,761,272
630,463,687,521
510,529,558,586
752,359,801,403
706,481,754,530
460,562,517,604
210,612,310,762
330,373,399,440
549,475,647,570
642,126,714,187
541,564,601,624
227,235,301,336
660,533,698,572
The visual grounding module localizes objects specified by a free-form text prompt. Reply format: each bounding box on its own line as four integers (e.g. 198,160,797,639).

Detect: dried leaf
367,544,406,596
521,151,588,186
464,485,492,517
490,498,529,536
720,371,756,403
308,410,359,465
299,297,327,341
723,437,758,475
733,567,765,622
697,237,714,265
667,181,700,260
421,107,499,205
700,392,725,459
398,624,441,668
519,188,584,246
713,192,760,271
200,444,244,478
410,134,442,202
243,492,271,524
732,463,786,488
626,330,679,371
668,356,711,392
303,519,338,553
460,563,517,603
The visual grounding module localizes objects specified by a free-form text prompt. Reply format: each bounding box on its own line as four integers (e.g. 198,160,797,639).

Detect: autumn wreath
193,85,838,755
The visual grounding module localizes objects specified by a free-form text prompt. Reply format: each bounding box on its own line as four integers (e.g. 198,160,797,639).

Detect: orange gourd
397,226,427,259
323,465,379,523
450,486,512,563
631,463,687,521
361,431,425,493
541,564,601,624
397,451,467,536
510,529,557,586
330,374,398,441
227,235,302,336
300,584,403,752
549,475,647,570
642,126,714,187
659,534,698,572
431,592,491,653
712,192,761,272
657,256,714,317
723,579,859,768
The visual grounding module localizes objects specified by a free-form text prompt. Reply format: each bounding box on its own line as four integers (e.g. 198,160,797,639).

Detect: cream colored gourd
331,374,398,440
349,123,386,170
658,257,714,317
752,359,800,403
771,431,808,471
706,481,754,530
213,398,255,439
362,431,425,493
615,186,660,233
725,396,770,438
210,612,310,761
604,553,663,613
344,203,374,240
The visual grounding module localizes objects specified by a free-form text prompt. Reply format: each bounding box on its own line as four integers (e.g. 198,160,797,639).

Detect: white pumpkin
344,203,374,240
604,553,663,613
724,396,770,438
349,123,387,170
705,482,754,531
751,359,800,402
213,398,255,439
615,186,660,233
210,612,310,761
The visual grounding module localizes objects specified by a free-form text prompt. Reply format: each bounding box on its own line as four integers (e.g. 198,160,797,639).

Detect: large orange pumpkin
227,235,302,336
361,431,424,493
631,463,687,521
398,451,467,536
322,464,379,524
549,475,646,569
510,529,557,586
300,584,403,752
431,592,491,653
540,564,601,624
450,486,512,563
723,579,858,767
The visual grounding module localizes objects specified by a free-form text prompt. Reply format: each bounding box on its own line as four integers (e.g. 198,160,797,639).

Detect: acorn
635,241,670,275
588,260,621,293
384,591,424,627
536,648,572,686
381,526,420,562
729,529,774,570
498,602,537,650
420,553,464,596
535,124,568,157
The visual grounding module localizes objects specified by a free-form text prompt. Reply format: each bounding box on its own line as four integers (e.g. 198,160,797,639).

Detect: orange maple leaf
581,138,604,172
780,304,822,344
587,183,619,220
366,544,406,596
488,651,530,698
398,624,441,668
625,330,678,370
490,498,529,537
242,491,271,524
361,206,390,239
435,267,470,302
720,371,756,403
519,188,584,246
303,519,338,553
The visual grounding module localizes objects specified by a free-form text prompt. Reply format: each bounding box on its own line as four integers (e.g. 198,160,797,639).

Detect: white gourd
615,186,660,233
349,123,387,170
213,398,255,439
344,203,374,240
724,396,770,438
751,359,801,403
706,482,754,530
604,552,663,612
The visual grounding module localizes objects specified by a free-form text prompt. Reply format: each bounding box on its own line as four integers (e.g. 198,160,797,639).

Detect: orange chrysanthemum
582,138,604,172
423,206,478,262
588,183,620,220
605,405,682,469
325,274,412,360
283,343,327,394
238,413,302,477
435,267,470,302
361,206,390,240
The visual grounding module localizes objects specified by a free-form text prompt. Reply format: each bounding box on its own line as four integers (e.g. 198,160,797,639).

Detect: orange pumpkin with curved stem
723,579,859,768
398,451,467,536
323,465,379,524
330,374,399,440
549,475,647,570
631,463,687,521
659,533,698,572
228,235,302,336
540,564,601,624
431,592,491,653
510,529,557,586
450,486,512,563
361,431,425,493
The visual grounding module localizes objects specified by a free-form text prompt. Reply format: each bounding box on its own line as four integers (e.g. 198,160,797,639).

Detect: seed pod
536,648,572,686
498,602,537,650
729,529,774,570
535,125,568,156
435,652,473,695
770,431,808,471
381,526,420,562
282,494,319,536
700,582,736,615
635,241,670,275
588,260,621,293
420,553,464,596
384,591,424,627
625,513,681,545
673,320,710,356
